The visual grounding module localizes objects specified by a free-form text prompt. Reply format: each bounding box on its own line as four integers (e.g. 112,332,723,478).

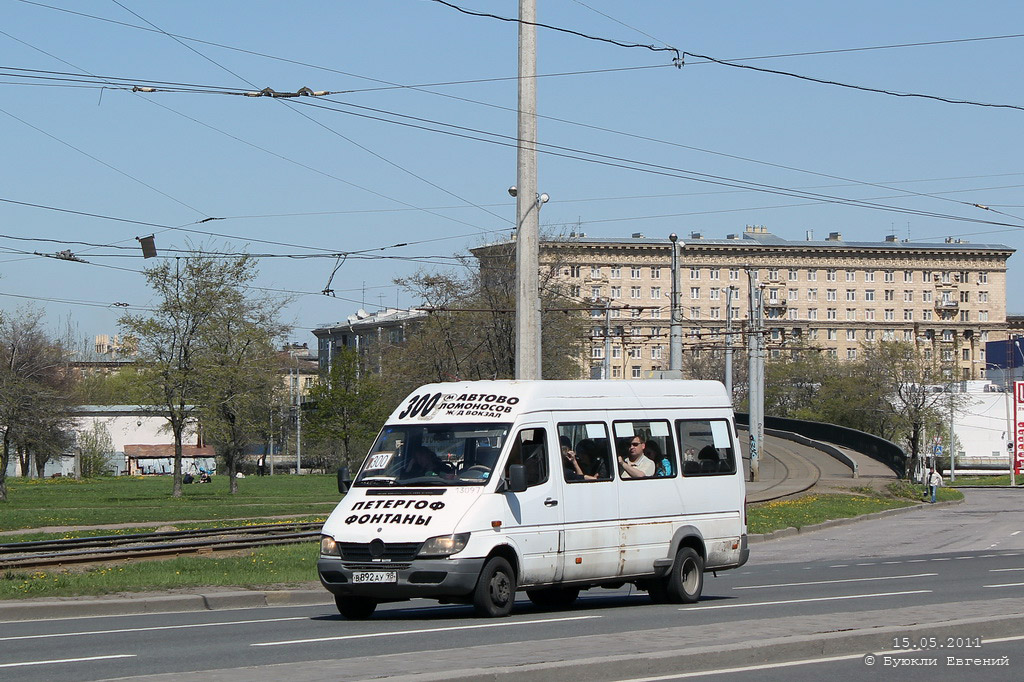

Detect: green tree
196,283,289,494
120,253,262,498
0,308,75,499
77,421,116,477
305,347,390,474
74,367,151,406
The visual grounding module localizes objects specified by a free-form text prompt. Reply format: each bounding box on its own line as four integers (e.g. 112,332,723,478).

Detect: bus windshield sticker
650,422,669,437
365,453,393,470
614,423,633,438
711,421,730,449
586,423,605,438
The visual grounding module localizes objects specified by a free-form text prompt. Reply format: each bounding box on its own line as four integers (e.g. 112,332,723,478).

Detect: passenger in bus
561,436,586,481
576,438,609,479
619,436,655,478
697,445,721,473
645,441,672,477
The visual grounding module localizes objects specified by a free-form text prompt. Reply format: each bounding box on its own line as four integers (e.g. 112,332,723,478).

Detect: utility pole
746,268,763,482
724,286,735,397
603,299,612,379
669,233,683,378
514,0,541,380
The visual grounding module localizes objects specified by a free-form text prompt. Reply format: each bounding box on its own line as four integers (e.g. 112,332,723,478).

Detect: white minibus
317,380,748,618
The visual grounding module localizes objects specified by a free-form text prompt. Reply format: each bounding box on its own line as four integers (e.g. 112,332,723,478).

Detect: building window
847,348,857,360
942,330,954,341
979,310,989,322
864,270,875,282
590,266,602,278
924,348,933,360
690,306,700,318
788,289,798,301
569,265,581,277
846,329,857,341
807,288,818,301
922,290,933,302
609,266,620,279
883,270,895,282
960,290,970,303
846,290,856,302
652,345,663,360
689,287,700,299
883,329,895,341
788,308,798,320
729,268,740,281
884,290,895,301
904,290,913,302
904,271,914,283
845,270,856,282
827,329,838,340
610,286,621,298
591,286,602,299
846,308,856,320
709,288,721,300
631,266,642,279
631,365,642,379
827,308,837,320
884,309,895,321
864,290,875,301
826,289,837,301
865,309,876,320
979,272,988,284
788,269,799,281
960,311,970,322
963,348,971,361
809,328,819,340
904,309,914,321
571,285,581,297
628,346,641,359
690,267,701,279
631,286,642,299
709,268,720,280
807,270,817,281
826,268,837,281
631,307,641,318
979,291,989,303
651,286,662,300
650,266,661,279
591,346,604,359
710,307,721,319
808,308,818,320
942,349,954,362
922,310,933,321
612,366,622,378
865,329,876,341
903,330,913,341
612,346,622,359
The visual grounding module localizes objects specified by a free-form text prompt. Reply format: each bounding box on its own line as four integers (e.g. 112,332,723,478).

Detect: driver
405,445,444,478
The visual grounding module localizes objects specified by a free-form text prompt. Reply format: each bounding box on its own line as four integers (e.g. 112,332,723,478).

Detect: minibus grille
338,541,422,563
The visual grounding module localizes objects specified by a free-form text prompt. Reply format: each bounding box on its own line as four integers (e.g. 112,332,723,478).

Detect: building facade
477,226,1014,380
313,308,426,373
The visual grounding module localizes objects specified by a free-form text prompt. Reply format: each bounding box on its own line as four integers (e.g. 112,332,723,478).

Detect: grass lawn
0,475,342,531
0,476,963,601
948,474,1024,487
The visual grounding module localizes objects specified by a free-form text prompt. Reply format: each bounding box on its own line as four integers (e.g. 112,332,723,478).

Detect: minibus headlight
320,535,339,556
418,533,470,558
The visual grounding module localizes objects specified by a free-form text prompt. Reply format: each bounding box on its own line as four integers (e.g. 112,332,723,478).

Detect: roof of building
314,307,427,335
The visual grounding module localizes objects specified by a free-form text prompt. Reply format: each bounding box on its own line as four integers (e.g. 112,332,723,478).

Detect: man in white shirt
619,436,655,478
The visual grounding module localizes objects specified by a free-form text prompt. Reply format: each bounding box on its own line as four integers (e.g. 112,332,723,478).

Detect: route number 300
398,392,442,420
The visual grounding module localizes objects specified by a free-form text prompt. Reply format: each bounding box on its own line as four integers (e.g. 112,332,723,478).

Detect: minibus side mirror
337,466,351,495
505,465,528,493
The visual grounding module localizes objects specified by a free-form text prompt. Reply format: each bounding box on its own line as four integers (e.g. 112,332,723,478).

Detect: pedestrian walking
928,468,943,503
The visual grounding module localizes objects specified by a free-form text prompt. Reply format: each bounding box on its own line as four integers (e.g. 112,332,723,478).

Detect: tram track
0,522,321,570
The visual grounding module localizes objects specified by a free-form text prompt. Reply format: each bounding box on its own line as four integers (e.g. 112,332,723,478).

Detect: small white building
3,405,215,478
949,381,1015,472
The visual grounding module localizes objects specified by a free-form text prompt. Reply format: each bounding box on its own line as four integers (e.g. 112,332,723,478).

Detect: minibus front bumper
317,556,486,599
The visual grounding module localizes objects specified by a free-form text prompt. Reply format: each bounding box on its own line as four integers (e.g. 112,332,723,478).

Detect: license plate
352,571,397,584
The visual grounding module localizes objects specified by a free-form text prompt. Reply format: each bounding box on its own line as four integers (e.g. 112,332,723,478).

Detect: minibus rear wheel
473,557,516,617
666,547,704,604
335,594,377,619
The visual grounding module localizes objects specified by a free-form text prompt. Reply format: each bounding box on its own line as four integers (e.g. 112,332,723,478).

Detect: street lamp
985,362,1015,488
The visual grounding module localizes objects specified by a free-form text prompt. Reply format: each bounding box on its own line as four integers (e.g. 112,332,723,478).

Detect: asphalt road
1,489,1022,681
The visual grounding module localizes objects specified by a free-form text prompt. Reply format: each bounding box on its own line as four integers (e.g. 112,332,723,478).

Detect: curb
749,496,964,544
0,588,331,622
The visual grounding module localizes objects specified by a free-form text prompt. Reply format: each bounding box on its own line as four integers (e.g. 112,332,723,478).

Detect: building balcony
935,300,960,310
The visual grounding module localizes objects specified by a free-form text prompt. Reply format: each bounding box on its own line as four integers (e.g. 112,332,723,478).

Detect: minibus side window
503,428,549,487
677,419,736,476
557,422,613,482
612,420,676,479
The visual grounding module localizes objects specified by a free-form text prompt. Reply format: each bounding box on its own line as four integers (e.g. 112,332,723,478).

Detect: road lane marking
684,590,931,611
0,654,136,669
983,582,1024,588
0,616,308,642
253,614,602,647
732,573,935,590
990,567,1024,572
1012,531,1022,536
611,636,1024,682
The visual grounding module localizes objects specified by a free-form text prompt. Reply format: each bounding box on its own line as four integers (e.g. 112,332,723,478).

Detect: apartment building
475,226,1014,380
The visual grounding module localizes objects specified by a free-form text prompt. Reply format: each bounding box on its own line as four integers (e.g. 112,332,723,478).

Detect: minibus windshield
354,423,512,487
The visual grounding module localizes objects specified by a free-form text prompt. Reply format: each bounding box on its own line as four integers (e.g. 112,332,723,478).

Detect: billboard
1014,381,1024,475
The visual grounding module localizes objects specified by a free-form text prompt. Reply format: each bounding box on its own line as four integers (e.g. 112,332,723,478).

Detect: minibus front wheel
473,557,516,617
335,594,378,620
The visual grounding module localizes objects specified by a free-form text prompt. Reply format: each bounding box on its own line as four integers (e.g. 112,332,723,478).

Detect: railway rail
0,522,322,570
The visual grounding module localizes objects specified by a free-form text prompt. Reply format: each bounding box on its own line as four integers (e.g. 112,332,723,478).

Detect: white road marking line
733,573,935,590
854,563,875,566
612,636,1024,682
990,567,1024,572
983,582,1024,588
1012,531,1022,536
906,559,927,563
931,557,951,561
0,616,308,642
684,590,931,611
828,564,849,568
253,614,602,647
0,654,136,669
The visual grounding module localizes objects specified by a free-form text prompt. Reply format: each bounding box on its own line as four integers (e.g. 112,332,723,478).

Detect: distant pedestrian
257,456,266,476
928,468,943,503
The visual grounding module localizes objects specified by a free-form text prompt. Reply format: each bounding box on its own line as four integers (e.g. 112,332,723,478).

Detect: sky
3,1,1024,352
